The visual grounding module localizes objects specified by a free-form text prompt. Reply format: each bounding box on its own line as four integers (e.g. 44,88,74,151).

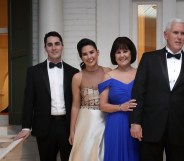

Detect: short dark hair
110,37,137,65
44,31,63,47
77,38,97,58
77,38,97,69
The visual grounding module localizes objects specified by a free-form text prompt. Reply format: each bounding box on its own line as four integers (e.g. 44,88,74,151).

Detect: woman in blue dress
98,37,140,161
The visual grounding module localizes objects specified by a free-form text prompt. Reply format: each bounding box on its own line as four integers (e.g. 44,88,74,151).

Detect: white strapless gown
69,88,106,161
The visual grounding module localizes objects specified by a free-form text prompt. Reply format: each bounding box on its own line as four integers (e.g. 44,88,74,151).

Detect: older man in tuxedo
130,18,184,161
15,31,79,161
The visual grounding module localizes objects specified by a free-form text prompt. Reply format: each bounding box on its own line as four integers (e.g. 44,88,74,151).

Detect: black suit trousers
140,127,184,161
36,116,72,161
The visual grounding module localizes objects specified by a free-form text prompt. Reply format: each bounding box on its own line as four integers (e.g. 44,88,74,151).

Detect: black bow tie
49,62,62,69
167,52,181,60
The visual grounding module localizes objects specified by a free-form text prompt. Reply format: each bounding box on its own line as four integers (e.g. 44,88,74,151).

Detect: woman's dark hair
77,38,97,69
44,31,63,47
110,37,137,65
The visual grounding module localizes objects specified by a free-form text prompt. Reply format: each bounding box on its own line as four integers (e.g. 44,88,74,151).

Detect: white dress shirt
166,47,182,90
47,60,66,115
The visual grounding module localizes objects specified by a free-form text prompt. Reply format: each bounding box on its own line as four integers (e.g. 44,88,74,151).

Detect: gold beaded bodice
81,88,100,110
80,66,104,110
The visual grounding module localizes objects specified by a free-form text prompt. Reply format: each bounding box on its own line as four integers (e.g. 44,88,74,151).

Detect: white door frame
132,0,162,67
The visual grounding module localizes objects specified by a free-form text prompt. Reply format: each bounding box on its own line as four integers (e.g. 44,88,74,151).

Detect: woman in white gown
69,38,111,161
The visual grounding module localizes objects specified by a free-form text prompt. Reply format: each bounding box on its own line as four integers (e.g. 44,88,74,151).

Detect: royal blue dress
98,78,140,161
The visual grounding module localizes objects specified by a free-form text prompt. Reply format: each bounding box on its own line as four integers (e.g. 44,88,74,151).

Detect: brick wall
63,0,96,69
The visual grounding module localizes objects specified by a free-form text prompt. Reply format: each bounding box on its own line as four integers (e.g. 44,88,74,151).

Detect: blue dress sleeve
98,79,111,94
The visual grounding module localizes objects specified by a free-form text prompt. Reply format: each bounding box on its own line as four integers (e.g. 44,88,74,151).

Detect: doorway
0,0,8,114
132,0,162,66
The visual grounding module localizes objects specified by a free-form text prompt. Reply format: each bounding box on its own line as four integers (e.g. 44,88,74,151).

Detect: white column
38,0,63,62
119,0,132,38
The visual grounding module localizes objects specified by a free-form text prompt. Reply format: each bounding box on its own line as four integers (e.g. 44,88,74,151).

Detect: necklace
85,66,101,72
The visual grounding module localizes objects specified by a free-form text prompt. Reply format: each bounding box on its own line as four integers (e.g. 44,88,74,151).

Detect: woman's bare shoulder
101,66,112,74
73,71,82,81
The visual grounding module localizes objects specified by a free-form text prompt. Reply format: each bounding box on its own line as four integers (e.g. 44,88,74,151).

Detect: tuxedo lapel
158,48,170,90
63,62,69,95
40,60,51,94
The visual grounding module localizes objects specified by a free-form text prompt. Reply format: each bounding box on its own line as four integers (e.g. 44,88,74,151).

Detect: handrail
0,136,23,160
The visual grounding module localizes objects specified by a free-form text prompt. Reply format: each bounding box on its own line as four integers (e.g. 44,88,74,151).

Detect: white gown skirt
69,108,106,161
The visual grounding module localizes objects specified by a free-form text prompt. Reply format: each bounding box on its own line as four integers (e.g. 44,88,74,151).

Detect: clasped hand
120,99,137,111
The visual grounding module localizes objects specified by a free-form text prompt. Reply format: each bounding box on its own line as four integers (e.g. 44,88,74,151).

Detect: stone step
0,126,40,161
0,125,21,136
0,115,40,160
0,127,8,135
0,114,9,126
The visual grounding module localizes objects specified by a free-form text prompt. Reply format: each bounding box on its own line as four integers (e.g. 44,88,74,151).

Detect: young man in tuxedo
130,18,184,161
15,31,79,161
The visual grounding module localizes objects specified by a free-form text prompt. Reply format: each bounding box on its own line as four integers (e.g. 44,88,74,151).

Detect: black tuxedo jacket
22,60,79,137
130,48,184,145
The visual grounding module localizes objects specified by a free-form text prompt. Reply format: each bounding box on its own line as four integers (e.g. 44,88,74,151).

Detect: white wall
177,1,184,21
97,0,120,69
63,0,96,69
32,0,184,68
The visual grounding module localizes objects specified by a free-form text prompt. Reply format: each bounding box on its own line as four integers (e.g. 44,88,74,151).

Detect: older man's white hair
165,18,184,31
